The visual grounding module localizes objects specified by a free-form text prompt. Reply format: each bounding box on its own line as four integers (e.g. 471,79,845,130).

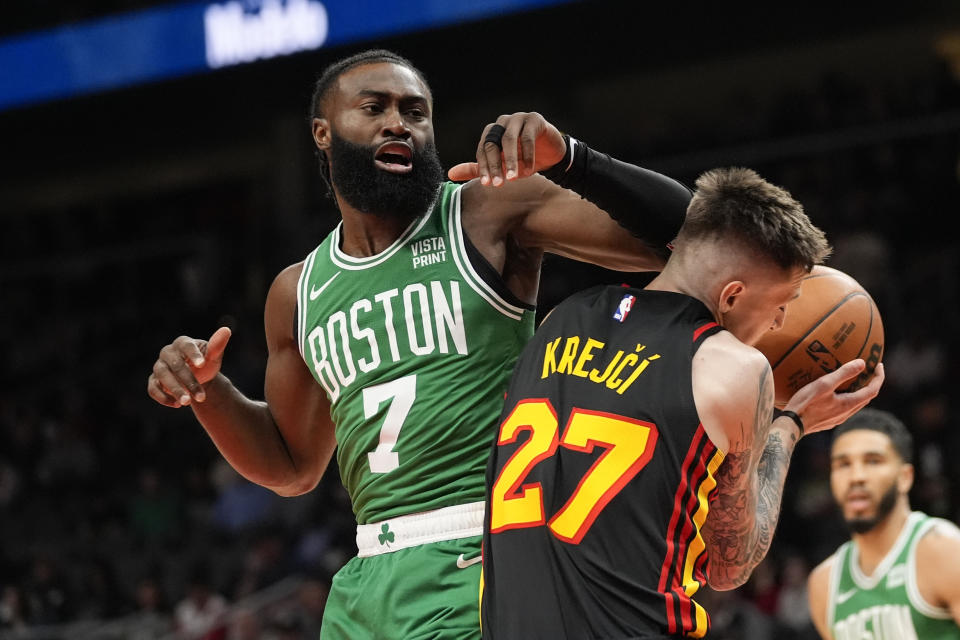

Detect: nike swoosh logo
456,554,482,569
310,272,341,300
837,589,857,604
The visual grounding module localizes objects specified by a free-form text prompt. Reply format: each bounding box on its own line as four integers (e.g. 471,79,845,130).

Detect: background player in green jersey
145,48,690,639
807,408,960,639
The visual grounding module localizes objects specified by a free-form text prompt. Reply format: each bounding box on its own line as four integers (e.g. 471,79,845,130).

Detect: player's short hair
833,407,914,463
308,49,430,121
678,167,831,271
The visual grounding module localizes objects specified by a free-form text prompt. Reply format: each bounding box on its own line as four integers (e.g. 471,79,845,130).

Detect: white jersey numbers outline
365,375,417,473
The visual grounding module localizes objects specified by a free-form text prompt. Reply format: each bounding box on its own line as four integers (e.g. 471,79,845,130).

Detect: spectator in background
128,466,182,549
22,554,72,625
0,585,28,632
774,553,817,640
127,572,174,640
174,563,229,640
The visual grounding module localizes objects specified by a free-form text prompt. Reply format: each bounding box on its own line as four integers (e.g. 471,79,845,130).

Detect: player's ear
716,281,745,314
313,117,331,150
898,462,914,495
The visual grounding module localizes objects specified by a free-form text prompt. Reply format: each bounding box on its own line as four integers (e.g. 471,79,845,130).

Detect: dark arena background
2,1,960,638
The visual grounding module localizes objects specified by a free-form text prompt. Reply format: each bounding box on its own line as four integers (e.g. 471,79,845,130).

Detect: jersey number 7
489,399,658,544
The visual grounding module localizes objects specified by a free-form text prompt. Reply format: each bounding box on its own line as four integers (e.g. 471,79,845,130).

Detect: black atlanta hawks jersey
481,284,725,639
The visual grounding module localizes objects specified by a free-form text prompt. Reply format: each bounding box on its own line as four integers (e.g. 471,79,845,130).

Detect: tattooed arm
693,334,885,591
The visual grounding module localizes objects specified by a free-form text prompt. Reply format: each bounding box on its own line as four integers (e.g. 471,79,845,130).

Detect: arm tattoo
704,367,798,589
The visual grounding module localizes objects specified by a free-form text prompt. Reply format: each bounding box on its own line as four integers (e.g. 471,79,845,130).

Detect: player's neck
337,204,419,257
852,502,912,575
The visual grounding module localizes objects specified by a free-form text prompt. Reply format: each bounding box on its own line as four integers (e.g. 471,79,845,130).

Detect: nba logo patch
613,294,635,323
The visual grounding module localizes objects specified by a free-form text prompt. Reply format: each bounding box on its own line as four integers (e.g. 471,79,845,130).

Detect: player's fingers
517,112,542,177
500,115,526,182
147,373,181,407
156,347,203,404
820,358,867,390
172,335,206,368
481,118,509,186
204,327,232,364
448,162,480,182
474,122,496,186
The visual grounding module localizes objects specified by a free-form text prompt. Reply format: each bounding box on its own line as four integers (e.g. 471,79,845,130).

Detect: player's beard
844,480,899,534
328,134,444,220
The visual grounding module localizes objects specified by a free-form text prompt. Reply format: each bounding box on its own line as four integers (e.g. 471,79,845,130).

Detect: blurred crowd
2,53,960,639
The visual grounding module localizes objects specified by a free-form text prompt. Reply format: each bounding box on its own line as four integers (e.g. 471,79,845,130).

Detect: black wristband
538,135,691,257
539,134,574,182
773,408,804,436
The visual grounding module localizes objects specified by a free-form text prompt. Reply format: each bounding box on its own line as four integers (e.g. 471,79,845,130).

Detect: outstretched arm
147,263,336,497
696,338,884,590
451,112,691,272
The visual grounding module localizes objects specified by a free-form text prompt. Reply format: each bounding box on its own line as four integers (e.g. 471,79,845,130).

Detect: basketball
754,265,884,408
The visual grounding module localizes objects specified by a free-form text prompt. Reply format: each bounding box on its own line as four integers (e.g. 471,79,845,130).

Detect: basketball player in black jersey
479,168,885,639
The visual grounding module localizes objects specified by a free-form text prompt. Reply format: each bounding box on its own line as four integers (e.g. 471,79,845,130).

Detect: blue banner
0,0,574,112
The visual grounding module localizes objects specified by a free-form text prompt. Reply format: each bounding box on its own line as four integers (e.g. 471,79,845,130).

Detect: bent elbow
706,569,750,592
269,473,321,498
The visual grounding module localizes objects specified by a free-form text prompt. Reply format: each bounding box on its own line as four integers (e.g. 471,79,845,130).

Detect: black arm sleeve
541,136,692,259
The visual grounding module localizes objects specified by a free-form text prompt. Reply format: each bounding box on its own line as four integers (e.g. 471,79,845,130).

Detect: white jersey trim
826,545,846,629
329,188,440,270
850,511,924,590
447,184,525,321
296,248,319,359
906,516,957,619
355,501,484,557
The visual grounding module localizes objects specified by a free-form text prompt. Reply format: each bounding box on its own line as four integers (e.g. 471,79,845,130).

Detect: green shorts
320,534,483,640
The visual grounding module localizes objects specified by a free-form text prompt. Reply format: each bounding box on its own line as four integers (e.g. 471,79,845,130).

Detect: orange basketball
754,265,884,408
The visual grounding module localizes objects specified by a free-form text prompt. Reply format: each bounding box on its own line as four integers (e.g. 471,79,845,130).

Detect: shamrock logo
378,523,395,547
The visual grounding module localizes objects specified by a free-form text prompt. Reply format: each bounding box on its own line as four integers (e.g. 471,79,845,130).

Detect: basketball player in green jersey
146,49,690,639
807,408,960,639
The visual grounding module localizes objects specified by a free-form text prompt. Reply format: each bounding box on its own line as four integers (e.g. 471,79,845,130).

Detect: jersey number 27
490,398,658,544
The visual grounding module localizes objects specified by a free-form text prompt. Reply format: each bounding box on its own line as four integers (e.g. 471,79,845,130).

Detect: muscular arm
461,175,670,273
188,264,336,497
454,113,691,286
699,350,800,590
696,336,883,591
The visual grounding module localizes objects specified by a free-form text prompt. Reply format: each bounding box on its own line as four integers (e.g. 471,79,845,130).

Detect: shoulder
808,552,839,639
264,262,305,341
915,515,960,610
916,516,960,565
693,335,771,436
268,262,305,300
808,552,838,592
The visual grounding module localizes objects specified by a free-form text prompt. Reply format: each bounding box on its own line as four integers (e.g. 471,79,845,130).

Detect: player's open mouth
845,491,872,511
375,142,413,174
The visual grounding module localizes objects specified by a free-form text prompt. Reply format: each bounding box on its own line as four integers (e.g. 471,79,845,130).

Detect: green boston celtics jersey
828,511,960,640
296,182,535,525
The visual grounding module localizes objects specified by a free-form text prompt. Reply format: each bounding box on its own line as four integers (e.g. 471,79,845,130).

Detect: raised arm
694,335,884,590
147,263,336,497
450,112,691,272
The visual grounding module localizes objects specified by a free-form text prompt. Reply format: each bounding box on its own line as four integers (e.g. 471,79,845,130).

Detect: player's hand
447,112,567,186
783,360,885,436
147,327,232,408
